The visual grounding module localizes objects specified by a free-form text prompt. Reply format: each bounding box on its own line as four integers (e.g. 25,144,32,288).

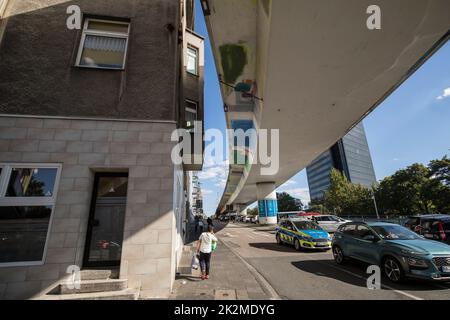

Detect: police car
275,217,332,251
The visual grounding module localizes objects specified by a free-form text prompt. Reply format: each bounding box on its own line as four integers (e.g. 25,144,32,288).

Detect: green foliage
319,155,450,216
375,163,434,215
323,169,375,216
247,207,258,216
276,192,303,212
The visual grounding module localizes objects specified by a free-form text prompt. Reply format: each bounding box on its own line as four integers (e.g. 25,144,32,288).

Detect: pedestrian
194,216,199,233
198,219,204,233
196,225,218,280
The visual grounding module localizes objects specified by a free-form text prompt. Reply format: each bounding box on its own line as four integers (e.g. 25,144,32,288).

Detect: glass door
83,172,128,267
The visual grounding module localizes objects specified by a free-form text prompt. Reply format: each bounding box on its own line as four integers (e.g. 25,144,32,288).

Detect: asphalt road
216,221,450,300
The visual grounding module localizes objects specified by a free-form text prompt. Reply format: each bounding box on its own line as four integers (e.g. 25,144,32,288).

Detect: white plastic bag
191,253,200,270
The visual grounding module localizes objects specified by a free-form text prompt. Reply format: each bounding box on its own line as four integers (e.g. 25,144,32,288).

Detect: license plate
442,266,450,273
315,243,328,247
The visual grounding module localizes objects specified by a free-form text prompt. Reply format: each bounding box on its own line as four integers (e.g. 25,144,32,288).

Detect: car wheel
383,256,404,283
276,233,283,245
294,239,301,251
333,245,345,264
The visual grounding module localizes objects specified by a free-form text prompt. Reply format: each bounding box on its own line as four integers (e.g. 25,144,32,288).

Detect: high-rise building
306,122,377,200
0,0,204,299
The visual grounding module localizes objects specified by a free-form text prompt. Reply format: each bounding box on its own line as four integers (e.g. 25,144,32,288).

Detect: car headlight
407,258,428,268
301,236,313,242
401,249,427,256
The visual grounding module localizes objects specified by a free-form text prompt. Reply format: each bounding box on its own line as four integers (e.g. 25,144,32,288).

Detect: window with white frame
186,45,198,75
0,164,61,266
185,100,198,132
76,18,130,70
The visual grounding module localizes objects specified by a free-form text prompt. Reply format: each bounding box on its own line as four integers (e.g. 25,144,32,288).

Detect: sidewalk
171,225,271,300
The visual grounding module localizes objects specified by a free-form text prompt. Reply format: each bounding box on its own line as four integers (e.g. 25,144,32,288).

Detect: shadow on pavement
291,259,450,292
249,242,298,253
291,259,365,287
174,274,202,282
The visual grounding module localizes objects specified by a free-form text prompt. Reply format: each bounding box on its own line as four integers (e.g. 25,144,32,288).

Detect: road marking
252,231,271,237
224,232,235,238
301,255,424,301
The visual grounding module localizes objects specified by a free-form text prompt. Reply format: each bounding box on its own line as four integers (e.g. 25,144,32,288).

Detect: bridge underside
202,0,450,213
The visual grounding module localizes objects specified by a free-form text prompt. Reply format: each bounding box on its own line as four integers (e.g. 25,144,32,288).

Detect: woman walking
196,225,217,280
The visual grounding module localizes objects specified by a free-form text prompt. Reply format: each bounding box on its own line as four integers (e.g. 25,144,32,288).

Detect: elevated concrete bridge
201,0,450,223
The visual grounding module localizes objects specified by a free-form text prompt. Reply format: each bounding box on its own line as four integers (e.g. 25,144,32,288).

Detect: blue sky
194,2,450,215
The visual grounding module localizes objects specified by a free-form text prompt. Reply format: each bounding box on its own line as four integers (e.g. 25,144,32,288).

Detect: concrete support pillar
256,182,278,225
236,204,248,216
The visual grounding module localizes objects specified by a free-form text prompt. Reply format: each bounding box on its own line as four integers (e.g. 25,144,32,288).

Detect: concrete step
58,279,127,294
80,269,119,280
177,245,195,275
38,288,139,300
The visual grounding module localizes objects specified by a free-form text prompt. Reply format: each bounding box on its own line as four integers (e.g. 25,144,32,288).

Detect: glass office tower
306,122,377,200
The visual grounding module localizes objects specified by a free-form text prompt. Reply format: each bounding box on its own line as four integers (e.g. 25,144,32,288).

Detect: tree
375,163,435,215
307,198,329,214
247,207,258,216
276,192,303,212
429,155,450,186
324,168,374,216
427,155,450,213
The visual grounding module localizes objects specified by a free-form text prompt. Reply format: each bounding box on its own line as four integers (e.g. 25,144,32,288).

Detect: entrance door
83,172,128,268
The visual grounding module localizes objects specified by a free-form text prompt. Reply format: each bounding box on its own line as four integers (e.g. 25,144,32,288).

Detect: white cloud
436,87,450,100
279,187,311,205
202,189,213,195
198,162,228,181
280,179,297,187
215,179,227,188
393,158,399,161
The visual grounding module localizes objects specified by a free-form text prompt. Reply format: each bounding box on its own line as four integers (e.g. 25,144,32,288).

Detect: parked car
250,216,258,224
332,221,450,283
276,217,332,251
311,215,351,233
404,214,450,245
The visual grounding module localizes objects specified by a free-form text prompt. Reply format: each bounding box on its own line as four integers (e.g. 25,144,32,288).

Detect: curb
220,239,281,300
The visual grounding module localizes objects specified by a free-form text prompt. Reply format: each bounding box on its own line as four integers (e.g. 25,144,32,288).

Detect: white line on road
252,231,271,237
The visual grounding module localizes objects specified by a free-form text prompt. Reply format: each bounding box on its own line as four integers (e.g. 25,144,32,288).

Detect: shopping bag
211,240,217,252
191,253,200,270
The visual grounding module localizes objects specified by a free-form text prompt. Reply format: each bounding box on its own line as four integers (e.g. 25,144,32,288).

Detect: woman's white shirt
199,232,218,253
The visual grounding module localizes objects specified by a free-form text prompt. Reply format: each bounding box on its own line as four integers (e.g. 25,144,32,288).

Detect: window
185,100,198,132
342,224,357,236
76,18,130,70
186,45,198,75
354,225,374,239
0,164,61,266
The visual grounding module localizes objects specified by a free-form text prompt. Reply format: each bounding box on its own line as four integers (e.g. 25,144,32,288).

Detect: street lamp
371,190,380,220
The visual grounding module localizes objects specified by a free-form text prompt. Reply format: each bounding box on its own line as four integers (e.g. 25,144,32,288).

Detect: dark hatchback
404,214,450,245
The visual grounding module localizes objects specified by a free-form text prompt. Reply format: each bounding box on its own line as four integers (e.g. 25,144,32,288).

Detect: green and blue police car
276,217,332,251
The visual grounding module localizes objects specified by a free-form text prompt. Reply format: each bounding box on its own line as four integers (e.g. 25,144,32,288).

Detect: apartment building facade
0,0,204,299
